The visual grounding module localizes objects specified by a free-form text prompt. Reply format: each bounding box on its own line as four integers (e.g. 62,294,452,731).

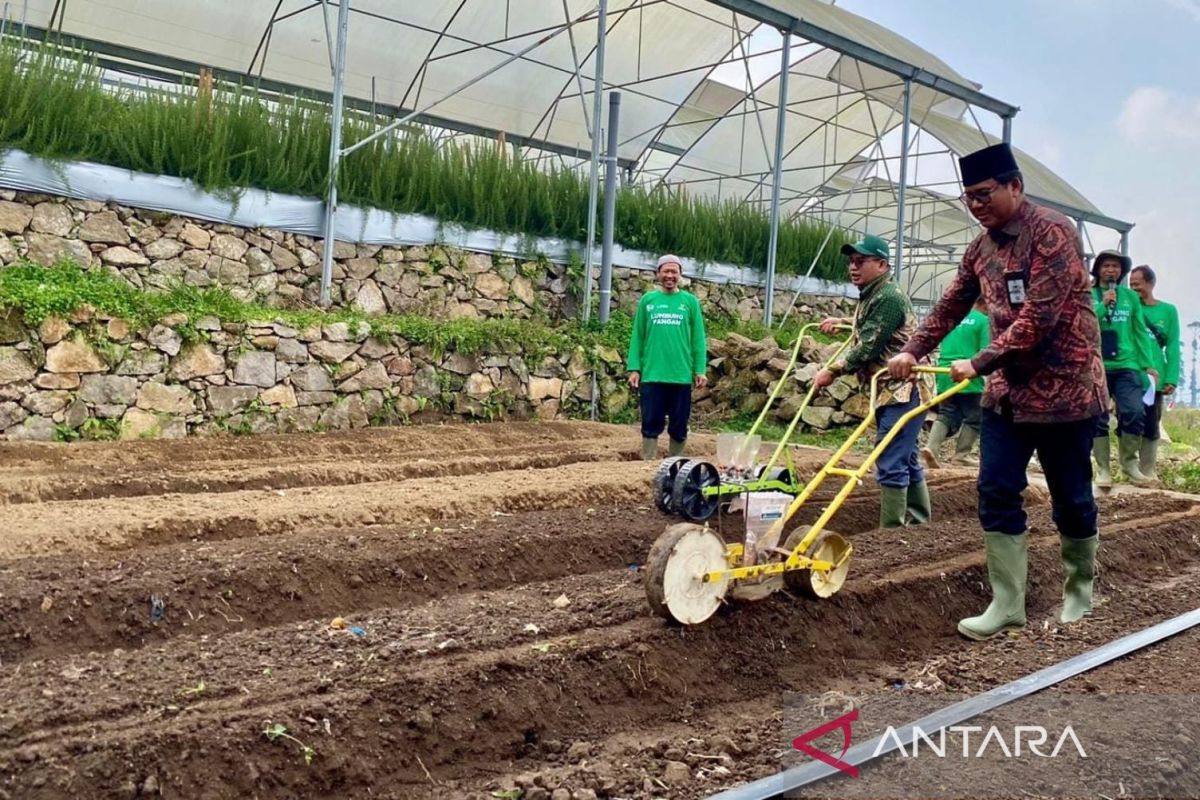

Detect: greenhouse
3,0,1130,323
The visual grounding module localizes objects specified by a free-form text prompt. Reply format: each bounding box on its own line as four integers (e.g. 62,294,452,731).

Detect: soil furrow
2,508,1196,800
0,477,990,663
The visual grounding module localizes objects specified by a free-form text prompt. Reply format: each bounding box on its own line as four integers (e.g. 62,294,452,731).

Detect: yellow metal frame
704,322,852,501
753,323,853,479
705,365,970,584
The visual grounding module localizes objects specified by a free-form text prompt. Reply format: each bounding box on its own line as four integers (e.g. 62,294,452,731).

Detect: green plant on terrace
0,39,851,280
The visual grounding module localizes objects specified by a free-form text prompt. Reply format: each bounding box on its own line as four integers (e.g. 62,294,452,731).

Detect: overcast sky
838,0,1200,392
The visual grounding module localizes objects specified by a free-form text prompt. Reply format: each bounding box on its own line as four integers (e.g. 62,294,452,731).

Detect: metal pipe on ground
705,606,1200,800
598,90,621,325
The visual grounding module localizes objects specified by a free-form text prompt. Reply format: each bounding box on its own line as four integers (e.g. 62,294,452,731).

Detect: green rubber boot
1139,438,1159,482
641,437,658,461
668,437,686,457
1060,534,1098,623
1119,433,1155,486
1092,437,1112,489
952,425,980,464
879,486,909,529
922,420,949,469
958,532,1028,641
905,479,932,525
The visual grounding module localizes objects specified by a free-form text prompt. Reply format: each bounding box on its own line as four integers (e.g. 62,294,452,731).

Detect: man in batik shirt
888,143,1108,640
816,234,931,530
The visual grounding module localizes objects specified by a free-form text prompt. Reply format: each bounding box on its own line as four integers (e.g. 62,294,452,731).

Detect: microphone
1105,279,1116,320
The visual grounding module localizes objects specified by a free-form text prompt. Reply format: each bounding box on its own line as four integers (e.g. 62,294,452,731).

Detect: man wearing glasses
887,143,1107,641
815,234,932,530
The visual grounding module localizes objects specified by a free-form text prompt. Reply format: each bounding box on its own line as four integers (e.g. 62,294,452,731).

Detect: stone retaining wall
0,191,854,323
0,308,631,441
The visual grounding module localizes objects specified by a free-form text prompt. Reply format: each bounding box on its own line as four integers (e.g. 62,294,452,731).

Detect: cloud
1163,0,1200,23
1116,86,1200,147
1122,207,1198,324
1010,120,1065,171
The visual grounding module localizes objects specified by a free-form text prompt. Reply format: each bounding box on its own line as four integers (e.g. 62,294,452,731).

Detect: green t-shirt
626,290,707,384
1141,299,1181,389
935,308,989,394
1093,285,1156,379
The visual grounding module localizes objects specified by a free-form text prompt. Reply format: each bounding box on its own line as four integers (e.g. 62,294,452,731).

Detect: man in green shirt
1091,250,1158,487
627,254,708,460
923,298,990,468
1129,264,1180,481
816,235,931,529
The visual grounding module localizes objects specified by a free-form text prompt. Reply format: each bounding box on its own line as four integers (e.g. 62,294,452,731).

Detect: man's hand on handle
819,317,844,335
950,359,978,383
887,352,917,380
628,371,640,389
813,368,836,390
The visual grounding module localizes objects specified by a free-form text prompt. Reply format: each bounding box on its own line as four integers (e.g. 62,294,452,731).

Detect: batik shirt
832,273,928,407
901,200,1108,424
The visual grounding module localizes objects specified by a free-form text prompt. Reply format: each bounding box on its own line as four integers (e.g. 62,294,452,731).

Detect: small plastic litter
349,626,367,637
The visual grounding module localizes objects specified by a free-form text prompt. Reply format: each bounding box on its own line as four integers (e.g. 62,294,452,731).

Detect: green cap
841,234,890,261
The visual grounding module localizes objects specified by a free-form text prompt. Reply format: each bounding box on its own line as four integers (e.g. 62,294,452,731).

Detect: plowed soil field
1,421,1197,800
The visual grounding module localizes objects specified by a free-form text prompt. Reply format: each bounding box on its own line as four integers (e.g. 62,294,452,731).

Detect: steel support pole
894,78,912,290
598,91,621,324
762,28,792,327
1120,229,1129,257
581,0,608,324
319,0,351,307
1002,114,1013,143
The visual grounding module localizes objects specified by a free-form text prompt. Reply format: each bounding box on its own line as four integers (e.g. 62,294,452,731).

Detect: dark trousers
1143,392,1164,442
1095,368,1145,438
639,382,692,442
874,393,926,489
979,405,1098,540
937,393,982,437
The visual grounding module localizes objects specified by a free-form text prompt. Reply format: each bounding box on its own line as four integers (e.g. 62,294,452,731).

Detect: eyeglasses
959,184,1003,205
849,256,883,267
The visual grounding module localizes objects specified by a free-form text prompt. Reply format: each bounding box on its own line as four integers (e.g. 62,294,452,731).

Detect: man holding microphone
1091,250,1158,487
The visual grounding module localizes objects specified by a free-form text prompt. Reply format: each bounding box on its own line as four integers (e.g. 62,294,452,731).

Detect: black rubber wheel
766,466,793,488
652,457,690,513
671,459,720,522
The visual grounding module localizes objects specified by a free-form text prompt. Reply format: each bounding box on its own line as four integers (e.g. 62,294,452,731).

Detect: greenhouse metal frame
7,0,1133,321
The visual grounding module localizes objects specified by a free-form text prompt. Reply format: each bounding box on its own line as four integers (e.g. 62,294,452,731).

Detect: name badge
1005,271,1027,306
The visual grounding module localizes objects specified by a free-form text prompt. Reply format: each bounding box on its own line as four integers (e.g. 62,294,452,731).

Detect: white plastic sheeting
0,149,855,298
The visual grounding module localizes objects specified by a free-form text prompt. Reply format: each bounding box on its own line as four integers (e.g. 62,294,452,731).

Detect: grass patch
0,39,851,279
1163,407,1200,450
1160,461,1200,494
0,260,606,359
0,261,829,361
